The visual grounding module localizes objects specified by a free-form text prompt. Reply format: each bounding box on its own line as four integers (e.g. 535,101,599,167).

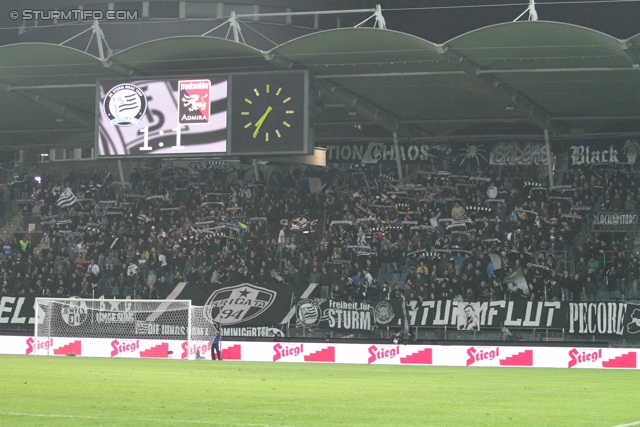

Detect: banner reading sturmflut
405,300,566,329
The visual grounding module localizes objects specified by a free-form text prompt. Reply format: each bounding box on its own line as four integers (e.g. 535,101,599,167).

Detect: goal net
34,298,192,357
188,305,220,359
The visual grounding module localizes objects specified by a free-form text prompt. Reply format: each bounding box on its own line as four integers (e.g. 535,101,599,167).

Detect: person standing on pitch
210,323,222,361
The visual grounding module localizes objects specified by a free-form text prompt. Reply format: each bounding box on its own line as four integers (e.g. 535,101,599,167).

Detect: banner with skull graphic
280,213,322,233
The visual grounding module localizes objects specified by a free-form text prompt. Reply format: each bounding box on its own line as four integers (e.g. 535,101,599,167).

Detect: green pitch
1,355,639,427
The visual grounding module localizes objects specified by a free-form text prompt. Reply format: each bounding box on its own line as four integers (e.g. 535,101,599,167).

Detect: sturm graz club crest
373,301,395,325
59,299,88,327
296,298,323,327
204,284,276,325
103,83,147,127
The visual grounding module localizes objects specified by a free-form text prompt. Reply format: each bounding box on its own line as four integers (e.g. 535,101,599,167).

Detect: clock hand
253,106,273,138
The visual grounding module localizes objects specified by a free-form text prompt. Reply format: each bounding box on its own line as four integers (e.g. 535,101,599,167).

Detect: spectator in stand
3,158,633,308
146,269,157,289
627,256,639,301
127,261,139,277
585,275,597,302
451,202,466,220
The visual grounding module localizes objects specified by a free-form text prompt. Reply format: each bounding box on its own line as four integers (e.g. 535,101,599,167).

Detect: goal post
189,305,220,360
34,298,192,358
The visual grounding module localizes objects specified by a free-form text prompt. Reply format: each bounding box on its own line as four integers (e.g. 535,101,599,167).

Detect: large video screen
97,77,228,156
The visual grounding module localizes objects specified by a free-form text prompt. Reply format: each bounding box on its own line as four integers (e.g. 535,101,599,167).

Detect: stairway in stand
0,211,24,242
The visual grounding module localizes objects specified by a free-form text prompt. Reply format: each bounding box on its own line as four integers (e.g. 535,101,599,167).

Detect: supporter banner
0,295,37,327
568,302,627,336
504,268,529,296
320,142,450,164
294,298,403,331
456,302,481,331
591,211,638,231
489,141,549,166
6,295,637,337
569,138,640,168
279,213,321,233
405,300,566,329
173,281,306,327
625,303,640,339
322,141,551,165
221,326,285,338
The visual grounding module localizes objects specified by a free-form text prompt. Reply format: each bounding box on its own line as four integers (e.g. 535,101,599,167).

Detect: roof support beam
316,67,638,80
265,52,422,137
102,58,139,77
0,80,94,128
437,44,561,134
0,133,43,150
315,79,399,133
620,40,640,65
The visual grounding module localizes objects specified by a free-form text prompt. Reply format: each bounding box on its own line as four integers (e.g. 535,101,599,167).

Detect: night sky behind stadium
0,1,638,46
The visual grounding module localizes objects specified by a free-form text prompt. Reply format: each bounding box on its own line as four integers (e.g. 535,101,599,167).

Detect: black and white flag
56,187,78,208
357,226,369,247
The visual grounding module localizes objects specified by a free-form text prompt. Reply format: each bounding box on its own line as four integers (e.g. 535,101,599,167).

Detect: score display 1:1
138,125,185,151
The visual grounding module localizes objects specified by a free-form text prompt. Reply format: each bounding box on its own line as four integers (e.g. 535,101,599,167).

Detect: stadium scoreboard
96,70,312,157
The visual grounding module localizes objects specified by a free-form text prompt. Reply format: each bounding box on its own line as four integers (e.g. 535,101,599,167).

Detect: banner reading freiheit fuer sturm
295,298,403,331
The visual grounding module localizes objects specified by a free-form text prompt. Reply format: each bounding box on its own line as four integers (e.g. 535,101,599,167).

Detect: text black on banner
591,211,638,232
569,302,627,336
405,300,566,329
295,298,403,331
0,296,37,327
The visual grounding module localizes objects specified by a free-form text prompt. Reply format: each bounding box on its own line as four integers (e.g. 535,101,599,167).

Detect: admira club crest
204,284,276,325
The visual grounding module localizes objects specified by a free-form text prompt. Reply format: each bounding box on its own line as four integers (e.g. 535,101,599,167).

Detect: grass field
1,355,639,427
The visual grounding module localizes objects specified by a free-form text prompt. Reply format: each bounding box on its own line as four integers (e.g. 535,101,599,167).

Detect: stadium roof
1,20,639,150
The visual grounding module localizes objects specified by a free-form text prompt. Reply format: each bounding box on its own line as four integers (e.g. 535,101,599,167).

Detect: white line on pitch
0,412,294,427
610,421,640,427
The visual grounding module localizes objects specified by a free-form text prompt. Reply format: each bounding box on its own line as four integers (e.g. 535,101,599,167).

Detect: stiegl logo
367,345,400,364
181,342,211,359
25,337,53,355
467,347,500,366
111,339,140,357
568,348,603,368
273,343,303,362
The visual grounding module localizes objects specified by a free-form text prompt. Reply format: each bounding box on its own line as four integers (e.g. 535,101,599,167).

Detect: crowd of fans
0,159,639,304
